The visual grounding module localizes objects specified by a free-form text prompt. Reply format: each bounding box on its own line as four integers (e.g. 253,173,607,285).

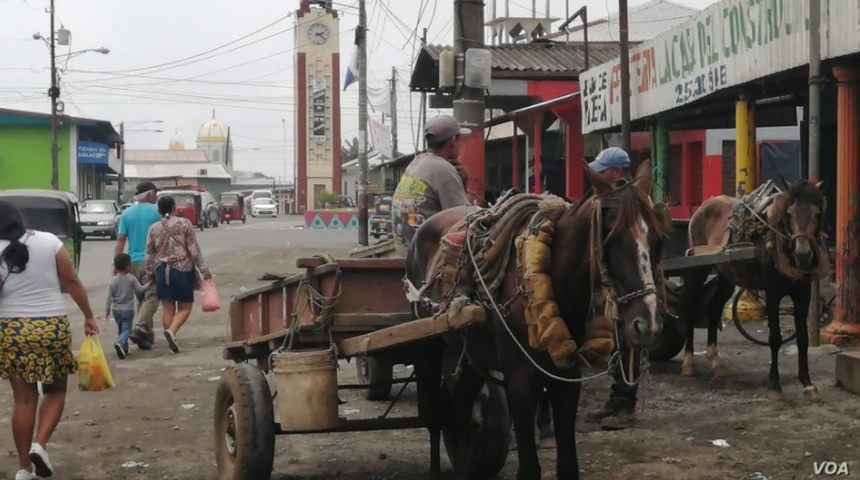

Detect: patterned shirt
144,216,210,279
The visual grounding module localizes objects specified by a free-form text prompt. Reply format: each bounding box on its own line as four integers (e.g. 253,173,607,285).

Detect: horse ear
634,160,653,199
815,180,825,191
583,160,613,194
780,177,792,191
768,194,788,226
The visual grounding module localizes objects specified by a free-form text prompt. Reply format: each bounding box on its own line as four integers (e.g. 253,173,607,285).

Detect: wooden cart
215,256,511,480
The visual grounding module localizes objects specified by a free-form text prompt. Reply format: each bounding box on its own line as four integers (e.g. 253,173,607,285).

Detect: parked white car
251,198,277,217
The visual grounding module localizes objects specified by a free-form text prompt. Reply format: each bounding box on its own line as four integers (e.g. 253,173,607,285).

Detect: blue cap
588,147,631,173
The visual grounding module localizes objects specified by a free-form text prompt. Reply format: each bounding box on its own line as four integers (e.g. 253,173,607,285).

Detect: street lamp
33,1,109,190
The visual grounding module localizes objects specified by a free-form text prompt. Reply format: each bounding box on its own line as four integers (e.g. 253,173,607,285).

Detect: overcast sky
0,0,718,180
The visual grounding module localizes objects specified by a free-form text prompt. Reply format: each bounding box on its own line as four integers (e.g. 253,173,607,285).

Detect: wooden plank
297,257,406,270
663,246,757,273
276,416,424,435
233,274,307,301
331,312,415,327
257,272,303,282
338,305,486,357
224,329,289,351
349,239,395,258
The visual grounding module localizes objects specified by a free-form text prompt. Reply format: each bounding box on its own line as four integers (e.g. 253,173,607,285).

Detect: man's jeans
130,262,158,342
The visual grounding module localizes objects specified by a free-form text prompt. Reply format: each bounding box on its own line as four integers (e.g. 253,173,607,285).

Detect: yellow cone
723,288,765,323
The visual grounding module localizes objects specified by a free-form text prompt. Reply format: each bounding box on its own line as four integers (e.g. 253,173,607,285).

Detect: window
81,201,116,213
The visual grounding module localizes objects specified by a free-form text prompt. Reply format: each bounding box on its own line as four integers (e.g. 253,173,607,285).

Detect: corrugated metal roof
124,162,232,180
545,0,698,43
420,42,619,73
124,149,210,163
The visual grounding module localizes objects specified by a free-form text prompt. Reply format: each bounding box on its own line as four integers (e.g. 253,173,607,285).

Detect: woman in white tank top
0,201,99,480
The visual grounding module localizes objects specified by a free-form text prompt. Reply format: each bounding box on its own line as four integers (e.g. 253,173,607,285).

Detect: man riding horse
391,115,474,257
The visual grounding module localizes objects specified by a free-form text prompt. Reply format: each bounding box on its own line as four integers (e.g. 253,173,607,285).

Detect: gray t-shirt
105,273,146,314
391,152,470,254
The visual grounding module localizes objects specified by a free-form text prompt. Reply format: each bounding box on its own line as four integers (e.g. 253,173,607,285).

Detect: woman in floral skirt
0,201,99,480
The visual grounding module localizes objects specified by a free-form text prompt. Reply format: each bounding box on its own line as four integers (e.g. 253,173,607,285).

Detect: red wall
631,130,719,220
526,80,585,198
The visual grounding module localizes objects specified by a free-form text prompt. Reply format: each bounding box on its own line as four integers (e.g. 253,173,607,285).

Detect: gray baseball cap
424,115,471,142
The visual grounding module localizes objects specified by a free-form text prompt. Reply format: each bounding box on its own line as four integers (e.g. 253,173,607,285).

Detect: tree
341,137,359,164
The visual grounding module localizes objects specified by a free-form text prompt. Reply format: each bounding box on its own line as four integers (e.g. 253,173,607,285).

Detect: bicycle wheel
732,288,797,346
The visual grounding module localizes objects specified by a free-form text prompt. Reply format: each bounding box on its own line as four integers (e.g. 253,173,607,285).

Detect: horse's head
771,179,826,270
583,160,670,348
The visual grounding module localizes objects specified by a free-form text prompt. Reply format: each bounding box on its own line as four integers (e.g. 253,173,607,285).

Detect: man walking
114,181,162,349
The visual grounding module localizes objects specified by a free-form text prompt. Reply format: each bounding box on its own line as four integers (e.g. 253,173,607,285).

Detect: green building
0,107,122,198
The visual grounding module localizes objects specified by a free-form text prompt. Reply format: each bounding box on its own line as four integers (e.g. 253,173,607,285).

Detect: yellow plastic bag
77,335,115,392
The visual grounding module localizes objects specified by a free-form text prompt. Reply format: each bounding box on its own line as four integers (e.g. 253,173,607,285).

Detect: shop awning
485,92,580,128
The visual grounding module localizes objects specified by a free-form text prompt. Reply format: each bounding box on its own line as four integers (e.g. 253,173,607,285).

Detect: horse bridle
589,194,658,312
588,188,660,387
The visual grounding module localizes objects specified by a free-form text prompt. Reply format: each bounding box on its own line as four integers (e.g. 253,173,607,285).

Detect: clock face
307,23,330,45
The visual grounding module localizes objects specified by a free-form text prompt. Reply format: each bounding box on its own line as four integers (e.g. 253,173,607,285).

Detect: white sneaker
15,468,35,480
164,329,180,354
28,443,53,477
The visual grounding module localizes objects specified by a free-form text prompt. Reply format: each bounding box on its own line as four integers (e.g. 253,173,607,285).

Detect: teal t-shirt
118,203,162,262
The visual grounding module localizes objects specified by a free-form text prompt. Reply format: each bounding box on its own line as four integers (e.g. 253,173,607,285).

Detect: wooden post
533,112,542,194
512,121,519,190
655,118,669,203
822,67,860,346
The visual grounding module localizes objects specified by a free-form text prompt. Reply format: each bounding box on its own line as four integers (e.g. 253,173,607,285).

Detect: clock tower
295,0,341,213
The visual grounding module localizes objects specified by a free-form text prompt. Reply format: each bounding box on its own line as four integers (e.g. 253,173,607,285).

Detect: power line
91,13,294,75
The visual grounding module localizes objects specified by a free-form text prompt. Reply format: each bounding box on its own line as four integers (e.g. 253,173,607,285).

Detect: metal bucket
271,348,340,431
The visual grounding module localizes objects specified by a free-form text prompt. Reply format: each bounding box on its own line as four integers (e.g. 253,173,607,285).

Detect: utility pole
49,0,60,190
117,122,124,202
357,0,369,245
419,27,428,151
225,127,231,169
807,0,822,346
390,66,398,157
453,0,486,201
618,0,631,152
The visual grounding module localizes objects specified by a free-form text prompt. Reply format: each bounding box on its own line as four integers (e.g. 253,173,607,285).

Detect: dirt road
1,244,857,480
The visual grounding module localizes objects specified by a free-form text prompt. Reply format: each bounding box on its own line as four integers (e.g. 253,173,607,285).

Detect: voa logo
814,461,850,476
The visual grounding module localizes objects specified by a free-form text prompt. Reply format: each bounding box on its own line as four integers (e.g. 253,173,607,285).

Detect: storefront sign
580,0,860,133
76,141,110,165
311,78,327,141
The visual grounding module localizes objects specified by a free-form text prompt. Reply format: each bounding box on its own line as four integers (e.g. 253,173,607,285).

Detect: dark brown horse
406,161,669,480
680,179,829,400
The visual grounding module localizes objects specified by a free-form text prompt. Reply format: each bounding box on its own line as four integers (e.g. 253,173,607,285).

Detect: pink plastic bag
201,278,222,312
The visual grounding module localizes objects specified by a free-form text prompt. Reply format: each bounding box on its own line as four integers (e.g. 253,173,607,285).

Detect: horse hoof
803,386,822,402
767,389,784,401
711,365,729,378
680,364,694,377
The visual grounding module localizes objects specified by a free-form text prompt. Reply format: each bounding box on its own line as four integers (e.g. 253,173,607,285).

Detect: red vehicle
158,190,205,231
218,191,246,224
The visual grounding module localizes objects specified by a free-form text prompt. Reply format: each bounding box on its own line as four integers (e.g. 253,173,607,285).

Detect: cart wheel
356,356,393,401
648,314,686,361
443,382,510,479
214,363,275,480
648,282,686,361
732,289,797,346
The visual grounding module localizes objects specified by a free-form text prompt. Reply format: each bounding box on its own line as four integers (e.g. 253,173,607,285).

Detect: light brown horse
406,161,669,480
680,179,828,400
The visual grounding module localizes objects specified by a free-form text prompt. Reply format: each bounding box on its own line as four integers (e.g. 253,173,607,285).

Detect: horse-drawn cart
216,255,511,480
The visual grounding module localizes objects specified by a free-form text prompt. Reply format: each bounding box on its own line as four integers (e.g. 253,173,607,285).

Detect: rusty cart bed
215,256,510,480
